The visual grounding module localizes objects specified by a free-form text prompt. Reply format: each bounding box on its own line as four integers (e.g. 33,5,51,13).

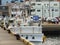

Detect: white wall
30,1,60,17
42,1,50,17
50,1,59,17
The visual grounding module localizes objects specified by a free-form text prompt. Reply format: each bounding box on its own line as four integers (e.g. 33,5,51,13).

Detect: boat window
11,14,16,17
11,0,15,3
32,36,35,39
11,14,14,17
26,36,28,39
2,15,5,17
15,9,17,11
13,24,15,27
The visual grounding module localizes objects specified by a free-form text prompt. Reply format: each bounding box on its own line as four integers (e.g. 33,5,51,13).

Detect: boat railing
10,26,42,34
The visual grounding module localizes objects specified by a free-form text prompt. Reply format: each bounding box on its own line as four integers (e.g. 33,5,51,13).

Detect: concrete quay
0,27,26,45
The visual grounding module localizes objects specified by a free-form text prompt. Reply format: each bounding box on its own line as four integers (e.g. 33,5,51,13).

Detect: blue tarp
32,16,39,21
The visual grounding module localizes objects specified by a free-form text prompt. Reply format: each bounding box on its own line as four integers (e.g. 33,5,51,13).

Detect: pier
0,27,34,45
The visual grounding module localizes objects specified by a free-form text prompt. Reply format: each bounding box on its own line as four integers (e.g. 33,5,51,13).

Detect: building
30,2,43,17
30,1,60,17
0,5,9,17
0,0,60,5
30,0,57,2
0,0,25,5
50,1,59,17
6,2,28,18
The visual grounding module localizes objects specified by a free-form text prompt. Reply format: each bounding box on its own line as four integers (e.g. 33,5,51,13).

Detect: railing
10,26,42,34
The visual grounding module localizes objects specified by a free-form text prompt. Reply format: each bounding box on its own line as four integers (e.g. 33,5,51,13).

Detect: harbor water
31,34,60,45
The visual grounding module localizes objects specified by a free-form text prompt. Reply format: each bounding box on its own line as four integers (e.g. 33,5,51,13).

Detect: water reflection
31,36,60,45
31,41,42,45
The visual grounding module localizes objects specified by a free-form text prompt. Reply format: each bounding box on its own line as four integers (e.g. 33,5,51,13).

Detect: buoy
42,35,46,43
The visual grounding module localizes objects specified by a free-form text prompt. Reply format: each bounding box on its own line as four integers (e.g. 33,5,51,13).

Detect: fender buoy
42,35,46,43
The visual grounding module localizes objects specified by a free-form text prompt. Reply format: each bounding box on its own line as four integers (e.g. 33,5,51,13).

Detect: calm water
31,36,60,45
32,41,42,45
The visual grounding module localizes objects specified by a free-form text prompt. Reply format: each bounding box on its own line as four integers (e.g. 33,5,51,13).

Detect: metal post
42,5,43,23
49,1,50,17
33,27,34,34
29,0,31,16
52,8,54,17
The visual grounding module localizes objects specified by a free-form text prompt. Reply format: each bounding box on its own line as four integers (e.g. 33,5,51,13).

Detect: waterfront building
30,1,60,18
0,0,25,5
0,5,9,17
0,0,59,5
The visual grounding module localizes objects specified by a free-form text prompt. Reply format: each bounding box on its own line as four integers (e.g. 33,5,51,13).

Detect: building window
47,4,49,6
36,0,41,2
31,9,35,12
55,9,58,12
52,9,54,11
37,10,41,12
31,3,35,6
37,4,41,5
44,10,46,12
49,0,54,1
54,4,57,6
